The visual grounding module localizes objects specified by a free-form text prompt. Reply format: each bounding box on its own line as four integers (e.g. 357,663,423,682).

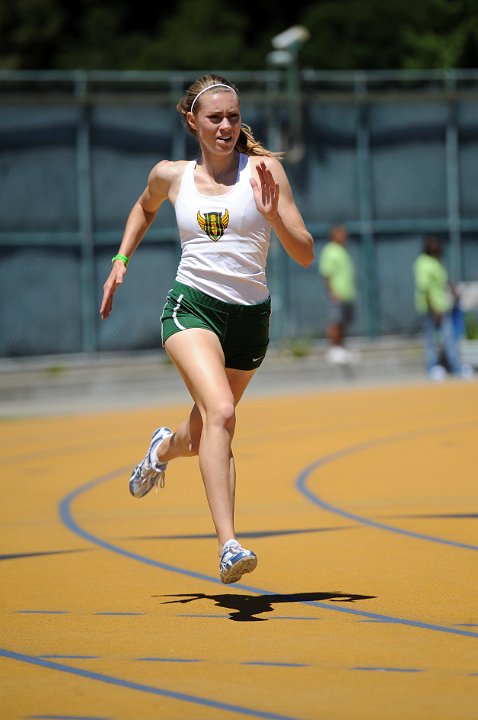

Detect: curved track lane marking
296,424,478,552
0,648,300,720
57,467,478,638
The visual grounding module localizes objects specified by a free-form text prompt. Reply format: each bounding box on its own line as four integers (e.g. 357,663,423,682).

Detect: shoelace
222,543,243,560
140,466,166,494
157,471,166,492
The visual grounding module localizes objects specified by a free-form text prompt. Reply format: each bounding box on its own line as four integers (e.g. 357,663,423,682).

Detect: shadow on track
156,591,376,622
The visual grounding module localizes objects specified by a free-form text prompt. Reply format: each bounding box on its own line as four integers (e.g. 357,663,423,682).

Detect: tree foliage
1,0,478,71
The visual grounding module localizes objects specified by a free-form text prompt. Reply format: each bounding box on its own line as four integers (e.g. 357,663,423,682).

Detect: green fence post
355,73,378,338
75,70,96,353
265,74,286,344
445,69,462,282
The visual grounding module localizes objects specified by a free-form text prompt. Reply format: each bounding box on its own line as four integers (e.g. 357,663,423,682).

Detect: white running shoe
326,346,349,365
219,540,257,584
460,363,475,380
429,364,447,382
129,427,173,498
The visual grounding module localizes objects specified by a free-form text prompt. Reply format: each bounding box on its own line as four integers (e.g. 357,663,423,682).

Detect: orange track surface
1,380,477,719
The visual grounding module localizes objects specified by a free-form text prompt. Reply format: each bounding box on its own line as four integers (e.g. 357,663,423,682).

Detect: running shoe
219,540,257,584
129,427,173,498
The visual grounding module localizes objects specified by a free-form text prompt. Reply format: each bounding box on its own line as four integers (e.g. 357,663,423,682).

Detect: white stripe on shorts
172,294,187,330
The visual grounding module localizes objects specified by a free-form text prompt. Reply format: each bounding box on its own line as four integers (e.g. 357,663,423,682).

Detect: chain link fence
1,69,478,357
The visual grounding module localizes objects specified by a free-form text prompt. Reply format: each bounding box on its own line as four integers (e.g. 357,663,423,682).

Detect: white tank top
174,153,271,304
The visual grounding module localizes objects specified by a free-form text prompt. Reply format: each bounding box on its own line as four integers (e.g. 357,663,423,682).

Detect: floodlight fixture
271,25,310,51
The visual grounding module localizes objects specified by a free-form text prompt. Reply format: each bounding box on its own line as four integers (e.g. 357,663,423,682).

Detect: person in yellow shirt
319,224,358,364
413,235,468,380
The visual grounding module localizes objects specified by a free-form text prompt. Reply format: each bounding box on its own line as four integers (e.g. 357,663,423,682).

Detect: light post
267,25,310,163
266,27,310,344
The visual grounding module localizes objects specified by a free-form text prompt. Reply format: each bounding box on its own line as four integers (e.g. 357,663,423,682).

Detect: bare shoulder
249,155,289,183
146,159,189,203
149,159,188,185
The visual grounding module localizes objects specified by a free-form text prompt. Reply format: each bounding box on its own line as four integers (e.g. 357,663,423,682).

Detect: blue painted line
284,606,478,636
58,469,230,587
16,610,68,615
296,433,478,552
454,623,478,627
57,467,478,639
1,647,301,720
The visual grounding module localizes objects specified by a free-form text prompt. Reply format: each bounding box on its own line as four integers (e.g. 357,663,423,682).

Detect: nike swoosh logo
252,356,264,362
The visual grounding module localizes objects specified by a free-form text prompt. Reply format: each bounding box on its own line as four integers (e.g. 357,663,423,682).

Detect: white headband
190,83,236,112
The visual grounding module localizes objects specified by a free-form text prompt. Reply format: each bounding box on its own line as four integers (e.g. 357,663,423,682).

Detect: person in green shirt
319,224,358,364
413,235,464,379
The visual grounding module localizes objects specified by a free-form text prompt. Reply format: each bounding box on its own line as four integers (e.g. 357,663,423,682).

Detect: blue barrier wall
1,69,477,357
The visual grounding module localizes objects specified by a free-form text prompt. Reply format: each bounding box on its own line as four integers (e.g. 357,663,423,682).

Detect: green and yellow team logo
197,209,229,241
